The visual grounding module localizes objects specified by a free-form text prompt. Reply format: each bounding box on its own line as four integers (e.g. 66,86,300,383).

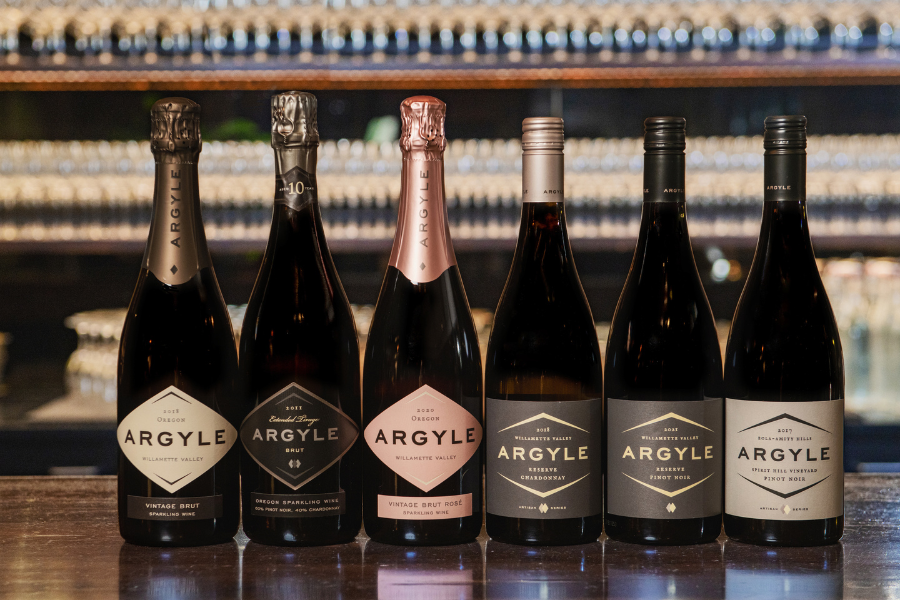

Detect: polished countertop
0,474,897,599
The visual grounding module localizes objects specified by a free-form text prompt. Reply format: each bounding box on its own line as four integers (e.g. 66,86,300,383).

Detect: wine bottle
604,117,723,545
117,98,240,546
723,116,844,546
484,117,603,546
362,96,483,546
238,92,361,546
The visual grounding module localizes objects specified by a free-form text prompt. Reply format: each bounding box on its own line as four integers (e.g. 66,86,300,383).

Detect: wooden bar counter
0,474,897,599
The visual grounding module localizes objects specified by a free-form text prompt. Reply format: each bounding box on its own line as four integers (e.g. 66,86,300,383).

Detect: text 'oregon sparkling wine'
117,98,240,546
604,117,724,545
238,92,362,546
724,116,844,547
362,96,483,546
484,118,603,546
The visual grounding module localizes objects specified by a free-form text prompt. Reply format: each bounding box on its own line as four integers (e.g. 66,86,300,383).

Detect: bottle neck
143,159,210,286
387,149,457,284
522,152,564,203
516,151,571,265
274,146,318,212
643,153,685,203
764,152,806,202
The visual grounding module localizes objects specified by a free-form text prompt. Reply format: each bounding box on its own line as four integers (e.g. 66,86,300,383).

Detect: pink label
377,493,473,520
363,384,482,492
387,159,457,283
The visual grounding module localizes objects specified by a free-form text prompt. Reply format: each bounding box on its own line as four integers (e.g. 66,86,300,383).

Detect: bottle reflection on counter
484,540,604,598
364,540,483,600
242,539,363,598
723,541,843,599
604,538,724,599
118,541,239,599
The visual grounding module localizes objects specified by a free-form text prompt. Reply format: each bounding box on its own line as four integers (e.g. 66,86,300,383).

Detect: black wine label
127,494,222,521
607,398,722,520
275,166,316,212
486,398,602,520
250,491,346,517
725,398,843,520
240,383,358,491
143,166,210,286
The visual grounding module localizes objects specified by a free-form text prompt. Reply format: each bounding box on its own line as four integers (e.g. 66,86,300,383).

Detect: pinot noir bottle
723,116,844,547
362,96,483,546
485,117,603,546
117,98,240,546
238,92,362,546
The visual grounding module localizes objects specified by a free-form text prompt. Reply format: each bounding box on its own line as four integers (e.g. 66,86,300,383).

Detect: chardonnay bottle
362,96,483,546
604,117,723,545
117,98,240,546
485,117,603,546
724,116,844,547
239,92,362,546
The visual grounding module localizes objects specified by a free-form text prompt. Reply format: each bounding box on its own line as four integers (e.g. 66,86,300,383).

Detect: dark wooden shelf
3,49,900,91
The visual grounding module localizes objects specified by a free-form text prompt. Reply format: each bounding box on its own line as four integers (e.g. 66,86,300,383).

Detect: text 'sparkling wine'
238,92,361,546
117,98,240,546
484,118,603,546
362,96,483,546
604,117,723,546
724,116,844,547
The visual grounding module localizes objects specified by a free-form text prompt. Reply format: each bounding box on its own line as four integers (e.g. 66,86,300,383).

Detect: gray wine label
725,398,844,521
486,398,602,520
143,166,210,286
127,494,222,521
607,398,723,520
240,383,358,492
275,166,316,212
522,153,564,203
250,490,346,517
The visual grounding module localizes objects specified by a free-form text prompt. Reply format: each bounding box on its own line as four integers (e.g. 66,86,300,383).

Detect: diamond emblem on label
364,384,483,492
241,383,359,491
117,386,237,493
170,265,178,274
539,503,549,514
782,504,792,515
666,503,676,513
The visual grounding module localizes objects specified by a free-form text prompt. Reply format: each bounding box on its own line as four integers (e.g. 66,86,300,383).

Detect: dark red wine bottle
362,96,483,546
485,117,603,546
724,116,844,547
604,117,723,545
238,92,361,546
117,98,239,546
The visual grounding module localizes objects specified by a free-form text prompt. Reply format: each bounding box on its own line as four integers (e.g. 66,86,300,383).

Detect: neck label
144,166,210,285
522,154,564,203
725,398,843,520
275,166,316,212
388,159,456,283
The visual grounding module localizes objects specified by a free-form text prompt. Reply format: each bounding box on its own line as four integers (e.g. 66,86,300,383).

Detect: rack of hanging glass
1,0,899,66
0,134,898,251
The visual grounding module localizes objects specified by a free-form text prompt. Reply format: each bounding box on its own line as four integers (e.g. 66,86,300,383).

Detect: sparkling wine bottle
238,92,362,546
362,96,483,546
484,117,603,546
724,116,844,547
604,117,723,546
117,98,239,546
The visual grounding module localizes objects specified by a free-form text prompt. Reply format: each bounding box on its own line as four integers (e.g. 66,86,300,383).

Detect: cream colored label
725,398,843,520
117,385,237,493
364,384,482,492
377,493,473,520
522,153,564,203
388,159,456,283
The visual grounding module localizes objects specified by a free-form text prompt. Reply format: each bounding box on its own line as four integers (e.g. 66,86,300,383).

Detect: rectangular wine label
250,490,346,517
725,398,844,521
274,166,316,212
486,398,602,520
606,398,722,520
127,494,222,521
377,493,473,520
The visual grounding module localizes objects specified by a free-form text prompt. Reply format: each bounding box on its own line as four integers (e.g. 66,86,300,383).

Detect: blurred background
0,0,898,475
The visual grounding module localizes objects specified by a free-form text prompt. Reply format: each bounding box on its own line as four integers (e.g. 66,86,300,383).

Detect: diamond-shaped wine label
240,383,359,490
117,386,237,493
364,385,482,492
